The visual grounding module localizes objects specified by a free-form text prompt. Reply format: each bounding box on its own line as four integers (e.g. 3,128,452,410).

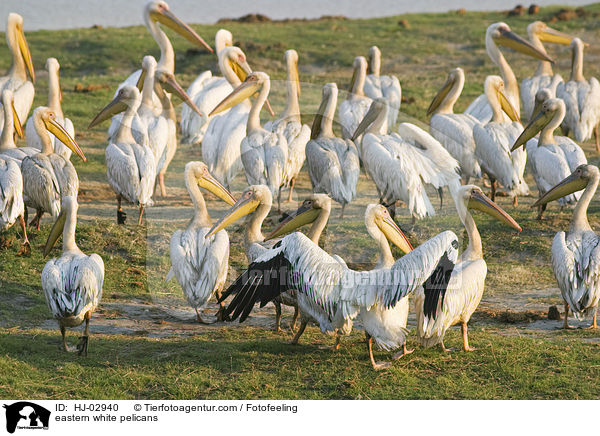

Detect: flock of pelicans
1,1,600,370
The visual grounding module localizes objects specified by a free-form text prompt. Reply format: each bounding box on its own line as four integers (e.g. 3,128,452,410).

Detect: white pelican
116,0,212,109
267,200,416,365
0,13,35,126
180,29,233,145
204,47,269,188
210,72,286,206
465,22,553,123
415,185,522,350
21,108,86,229
427,67,481,182
520,22,574,121
364,46,401,130
533,165,600,329
26,58,75,161
167,161,236,323
42,196,104,355
0,89,36,163
352,98,460,220
556,38,600,152
0,91,28,254
511,97,587,219
89,86,156,225
204,185,297,331
473,76,528,203
306,83,360,218
339,56,372,140
264,50,310,203
216,215,459,370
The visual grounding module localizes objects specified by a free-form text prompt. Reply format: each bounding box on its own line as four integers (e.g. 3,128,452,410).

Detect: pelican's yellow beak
157,71,203,116
264,201,320,241
11,99,23,139
17,24,35,82
352,100,382,141
150,7,213,53
292,59,301,97
495,27,554,62
135,69,147,92
511,107,553,151
43,208,66,257
497,87,520,122
205,193,260,238
209,75,261,116
375,215,413,254
197,171,236,206
468,189,522,231
533,172,587,207
426,74,454,117
44,114,86,161
539,26,575,45
88,94,128,128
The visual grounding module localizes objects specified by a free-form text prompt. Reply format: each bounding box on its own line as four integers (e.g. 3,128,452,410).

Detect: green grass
2,4,600,399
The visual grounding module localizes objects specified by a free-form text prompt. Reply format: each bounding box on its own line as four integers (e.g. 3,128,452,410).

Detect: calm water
0,0,595,31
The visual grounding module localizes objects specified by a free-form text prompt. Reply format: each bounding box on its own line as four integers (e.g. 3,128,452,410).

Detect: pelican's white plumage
22,107,85,229
180,29,233,144
534,165,600,328
473,76,528,201
513,96,586,218
306,83,359,216
42,196,104,355
353,99,459,219
115,1,212,111
168,162,235,322
92,86,155,224
0,90,37,164
364,46,401,129
26,58,75,160
466,22,553,123
339,56,372,140
520,21,574,121
427,67,482,181
0,13,35,129
202,47,254,188
416,185,521,350
264,50,310,202
556,38,600,150
221,228,459,368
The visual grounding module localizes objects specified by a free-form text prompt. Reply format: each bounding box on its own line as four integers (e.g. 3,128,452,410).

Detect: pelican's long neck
487,36,519,112
220,55,241,87
34,116,54,155
145,17,174,73
367,106,388,135
63,205,79,253
246,198,271,249
570,43,585,82
0,100,16,150
318,91,337,138
47,66,63,118
530,34,553,76
461,208,483,261
437,76,464,114
247,79,269,132
571,175,598,233
139,65,156,117
369,50,381,77
351,63,366,98
486,84,504,123
307,207,330,244
156,84,176,122
6,26,27,83
185,172,211,228
280,67,301,123
115,100,140,144
366,220,395,269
